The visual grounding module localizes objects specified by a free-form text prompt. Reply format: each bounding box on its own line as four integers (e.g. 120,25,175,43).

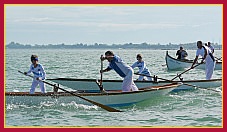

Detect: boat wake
59,101,98,111
6,101,98,111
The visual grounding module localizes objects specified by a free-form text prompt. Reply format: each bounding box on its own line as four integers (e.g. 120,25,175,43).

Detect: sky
5,5,222,45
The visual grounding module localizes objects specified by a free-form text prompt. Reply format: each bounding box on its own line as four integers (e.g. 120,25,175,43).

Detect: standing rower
24,55,46,94
191,41,215,80
131,54,152,81
100,51,138,92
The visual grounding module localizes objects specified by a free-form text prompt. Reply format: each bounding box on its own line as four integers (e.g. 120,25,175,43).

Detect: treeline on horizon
6,41,222,50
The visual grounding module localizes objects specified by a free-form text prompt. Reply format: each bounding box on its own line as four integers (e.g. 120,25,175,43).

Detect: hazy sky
5,5,222,45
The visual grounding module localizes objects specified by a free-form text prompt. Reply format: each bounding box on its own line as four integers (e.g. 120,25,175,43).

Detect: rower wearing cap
24,55,46,94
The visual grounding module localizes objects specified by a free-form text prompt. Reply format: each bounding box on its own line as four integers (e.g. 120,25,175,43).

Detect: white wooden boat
47,78,222,91
165,51,222,70
5,83,180,107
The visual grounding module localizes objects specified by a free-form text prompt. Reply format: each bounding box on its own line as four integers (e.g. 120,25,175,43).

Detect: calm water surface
5,49,222,127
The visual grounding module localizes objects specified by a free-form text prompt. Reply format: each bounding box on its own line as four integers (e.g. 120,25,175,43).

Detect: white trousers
30,79,46,94
138,73,152,81
122,68,139,92
205,61,215,80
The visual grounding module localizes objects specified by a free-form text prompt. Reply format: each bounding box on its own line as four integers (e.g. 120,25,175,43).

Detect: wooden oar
18,70,122,112
96,55,104,91
171,63,202,81
182,83,221,93
134,73,170,82
100,55,104,91
135,73,221,93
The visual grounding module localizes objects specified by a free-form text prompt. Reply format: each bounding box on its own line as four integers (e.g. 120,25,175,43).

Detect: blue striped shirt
27,64,46,80
107,55,131,78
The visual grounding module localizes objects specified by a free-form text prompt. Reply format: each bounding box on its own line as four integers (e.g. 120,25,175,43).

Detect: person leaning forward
100,51,139,92
131,54,152,81
191,41,215,80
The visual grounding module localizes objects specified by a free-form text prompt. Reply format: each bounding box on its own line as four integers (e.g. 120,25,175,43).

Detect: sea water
5,49,222,127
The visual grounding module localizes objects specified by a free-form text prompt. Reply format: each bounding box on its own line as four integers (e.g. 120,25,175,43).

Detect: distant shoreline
6,41,222,50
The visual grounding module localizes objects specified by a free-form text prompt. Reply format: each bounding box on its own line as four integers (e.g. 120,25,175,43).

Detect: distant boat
165,51,222,70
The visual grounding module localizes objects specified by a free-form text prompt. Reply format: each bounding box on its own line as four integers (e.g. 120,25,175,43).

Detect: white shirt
208,45,214,53
131,61,150,74
27,64,46,80
196,46,214,63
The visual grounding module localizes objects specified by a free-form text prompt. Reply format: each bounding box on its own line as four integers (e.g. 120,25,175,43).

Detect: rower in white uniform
131,54,152,81
191,41,215,80
24,55,46,94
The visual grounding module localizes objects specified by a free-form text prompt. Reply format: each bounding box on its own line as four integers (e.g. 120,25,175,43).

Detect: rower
100,51,139,92
131,54,152,81
191,41,215,80
207,42,214,54
24,55,46,94
176,46,188,60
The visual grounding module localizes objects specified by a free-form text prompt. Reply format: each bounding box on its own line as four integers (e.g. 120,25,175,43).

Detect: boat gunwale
47,78,222,83
5,83,180,97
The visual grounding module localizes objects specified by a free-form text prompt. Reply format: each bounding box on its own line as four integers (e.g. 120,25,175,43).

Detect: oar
171,63,203,81
135,73,221,93
182,83,221,93
134,73,170,82
18,70,122,112
100,55,104,91
96,55,104,91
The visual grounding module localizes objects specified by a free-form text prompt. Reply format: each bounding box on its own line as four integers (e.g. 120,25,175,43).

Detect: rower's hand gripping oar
18,70,122,112
171,63,203,81
100,55,104,91
96,55,105,92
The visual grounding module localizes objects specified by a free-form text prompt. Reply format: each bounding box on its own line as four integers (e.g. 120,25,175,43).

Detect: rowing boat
5,83,180,107
165,51,222,70
47,78,222,91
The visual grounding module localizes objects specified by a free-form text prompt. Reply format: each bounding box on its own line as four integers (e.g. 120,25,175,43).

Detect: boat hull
47,78,222,91
6,83,180,107
165,51,222,70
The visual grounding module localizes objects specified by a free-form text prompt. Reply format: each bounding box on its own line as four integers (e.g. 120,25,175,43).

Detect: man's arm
100,67,112,73
191,56,198,68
